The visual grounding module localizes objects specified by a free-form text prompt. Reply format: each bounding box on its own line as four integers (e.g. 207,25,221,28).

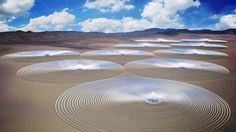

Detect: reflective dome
1,50,80,63
114,43,170,48
17,59,123,83
134,38,181,43
81,49,154,64
181,38,227,43
170,43,228,49
125,58,229,81
55,77,231,132
154,48,228,60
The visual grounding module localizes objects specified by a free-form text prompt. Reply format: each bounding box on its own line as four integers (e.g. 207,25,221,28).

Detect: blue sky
0,0,236,32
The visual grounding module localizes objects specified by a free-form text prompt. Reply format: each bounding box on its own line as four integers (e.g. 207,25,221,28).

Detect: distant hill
0,30,106,44
131,28,236,35
0,29,235,44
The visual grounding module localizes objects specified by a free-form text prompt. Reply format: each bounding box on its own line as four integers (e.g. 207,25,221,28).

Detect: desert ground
0,33,235,132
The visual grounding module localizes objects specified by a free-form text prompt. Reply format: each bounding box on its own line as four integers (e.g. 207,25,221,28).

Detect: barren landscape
0,31,236,132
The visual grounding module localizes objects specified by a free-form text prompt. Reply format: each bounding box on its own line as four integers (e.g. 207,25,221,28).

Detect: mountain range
0,28,235,44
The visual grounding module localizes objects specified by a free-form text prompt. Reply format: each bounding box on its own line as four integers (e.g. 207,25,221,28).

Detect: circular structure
1,50,80,63
81,49,154,64
17,59,123,83
134,38,181,43
181,38,227,43
55,77,231,132
154,48,228,60
114,43,170,51
145,96,162,105
125,58,229,81
170,43,228,49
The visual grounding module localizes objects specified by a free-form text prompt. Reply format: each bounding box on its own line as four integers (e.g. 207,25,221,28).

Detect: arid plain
0,32,235,132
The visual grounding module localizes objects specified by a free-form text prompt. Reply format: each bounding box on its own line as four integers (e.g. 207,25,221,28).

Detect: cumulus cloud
79,18,121,33
141,0,200,28
215,13,236,30
20,8,75,31
84,0,134,13
121,17,155,32
0,21,9,31
0,0,34,20
80,0,200,32
79,17,154,33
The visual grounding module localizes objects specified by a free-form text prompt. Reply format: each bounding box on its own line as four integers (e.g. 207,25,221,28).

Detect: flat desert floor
0,33,235,132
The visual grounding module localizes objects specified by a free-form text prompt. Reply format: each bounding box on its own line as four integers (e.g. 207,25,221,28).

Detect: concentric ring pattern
170,43,228,49
81,49,153,56
55,77,231,132
125,58,229,81
114,43,170,50
81,49,154,64
154,48,228,59
114,43,170,48
1,50,80,63
181,38,227,43
17,59,123,83
134,38,181,43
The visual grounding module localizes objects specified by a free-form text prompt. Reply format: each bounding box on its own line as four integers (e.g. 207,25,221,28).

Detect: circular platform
170,43,228,49
81,49,154,64
154,48,228,60
17,59,123,83
55,77,231,132
1,50,80,63
134,38,181,43
114,43,170,51
181,38,227,43
125,58,229,81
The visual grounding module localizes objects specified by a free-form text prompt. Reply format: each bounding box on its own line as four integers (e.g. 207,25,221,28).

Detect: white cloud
84,0,134,13
80,0,201,33
121,17,155,32
215,13,236,30
0,0,35,20
79,18,121,33
141,0,200,28
0,21,9,31
79,17,154,33
20,8,75,31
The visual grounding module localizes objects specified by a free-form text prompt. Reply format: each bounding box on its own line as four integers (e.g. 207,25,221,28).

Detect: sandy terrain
0,33,235,132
